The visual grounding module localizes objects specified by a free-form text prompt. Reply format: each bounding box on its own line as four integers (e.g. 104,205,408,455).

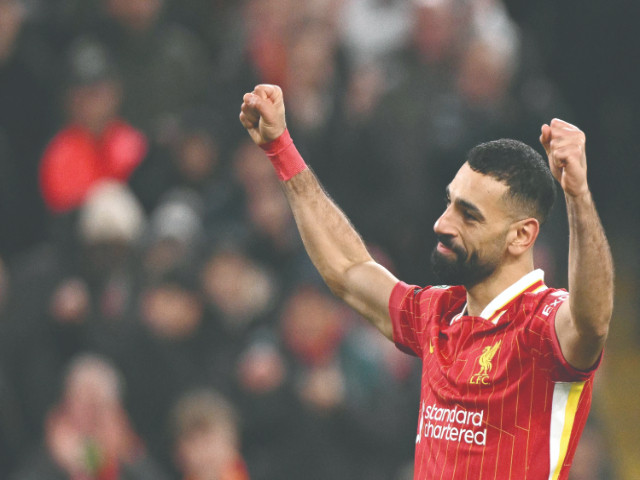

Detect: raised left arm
540,119,614,370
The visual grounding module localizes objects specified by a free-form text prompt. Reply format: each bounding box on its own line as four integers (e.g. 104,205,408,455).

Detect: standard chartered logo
416,402,487,446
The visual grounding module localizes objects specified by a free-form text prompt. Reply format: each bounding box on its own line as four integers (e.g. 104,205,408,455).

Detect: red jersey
389,269,600,480
40,121,147,212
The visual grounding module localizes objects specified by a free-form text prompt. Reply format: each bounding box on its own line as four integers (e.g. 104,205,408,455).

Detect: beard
430,235,500,288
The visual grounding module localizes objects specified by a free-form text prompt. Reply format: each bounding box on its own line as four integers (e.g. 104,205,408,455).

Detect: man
239,84,613,479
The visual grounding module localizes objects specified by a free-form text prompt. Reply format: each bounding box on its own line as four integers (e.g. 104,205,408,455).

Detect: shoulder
522,287,569,318
389,282,465,357
391,281,466,317
515,287,569,343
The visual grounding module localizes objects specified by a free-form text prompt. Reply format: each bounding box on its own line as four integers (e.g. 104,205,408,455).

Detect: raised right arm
239,84,398,339
283,169,398,339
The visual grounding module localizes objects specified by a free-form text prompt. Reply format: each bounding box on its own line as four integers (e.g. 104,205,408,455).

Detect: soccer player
239,84,613,479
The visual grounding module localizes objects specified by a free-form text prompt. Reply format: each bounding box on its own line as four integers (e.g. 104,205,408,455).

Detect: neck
464,257,534,317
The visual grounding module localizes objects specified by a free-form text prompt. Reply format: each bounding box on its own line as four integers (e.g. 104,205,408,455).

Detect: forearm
566,191,614,338
283,169,372,295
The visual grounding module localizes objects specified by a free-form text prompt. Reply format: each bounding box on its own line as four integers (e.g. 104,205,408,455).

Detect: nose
433,206,456,237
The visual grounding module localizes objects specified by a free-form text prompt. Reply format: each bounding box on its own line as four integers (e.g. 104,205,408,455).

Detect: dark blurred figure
164,0,241,63
171,389,249,480
272,284,355,479
11,353,168,480
120,245,278,473
39,38,147,215
231,283,348,479
338,325,420,480
234,334,294,480
282,19,344,152
200,247,278,336
198,247,288,480
4,182,146,444
232,139,307,284
236,0,294,89
0,0,54,256
94,0,211,140
269,281,418,479
204,0,299,143
72,181,146,323
130,108,241,228
121,274,208,468
339,0,411,68
138,190,205,283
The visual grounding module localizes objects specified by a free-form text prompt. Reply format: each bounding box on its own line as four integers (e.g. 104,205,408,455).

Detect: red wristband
259,129,308,181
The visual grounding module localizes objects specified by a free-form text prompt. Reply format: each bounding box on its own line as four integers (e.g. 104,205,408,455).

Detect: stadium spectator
130,108,240,226
10,353,168,480
39,38,147,214
171,388,249,480
139,190,205,282
3,182,146,446
338,0,411,68
120,274,208,467
95,0,211,140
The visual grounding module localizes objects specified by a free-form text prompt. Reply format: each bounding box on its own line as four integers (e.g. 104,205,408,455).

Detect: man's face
431,163,514,287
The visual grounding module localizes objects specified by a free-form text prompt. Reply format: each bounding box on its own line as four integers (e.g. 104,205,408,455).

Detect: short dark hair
466,139,556,224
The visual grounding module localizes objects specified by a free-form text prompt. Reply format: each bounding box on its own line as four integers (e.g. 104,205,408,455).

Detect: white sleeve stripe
548,381,586,480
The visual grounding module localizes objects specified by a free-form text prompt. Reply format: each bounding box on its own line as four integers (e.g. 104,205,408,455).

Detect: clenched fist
539,119,589,198
239,84,287,145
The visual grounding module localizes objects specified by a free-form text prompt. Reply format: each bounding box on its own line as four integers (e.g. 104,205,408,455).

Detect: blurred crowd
0,0,620,479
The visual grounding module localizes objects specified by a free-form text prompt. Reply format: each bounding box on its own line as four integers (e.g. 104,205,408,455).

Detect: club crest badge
470,341,501,385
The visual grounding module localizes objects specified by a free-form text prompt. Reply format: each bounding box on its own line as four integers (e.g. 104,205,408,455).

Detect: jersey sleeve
534,290,602,381
388,281,426,358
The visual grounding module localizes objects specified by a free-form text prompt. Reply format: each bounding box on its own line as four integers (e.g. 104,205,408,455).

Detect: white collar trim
480,269,546,323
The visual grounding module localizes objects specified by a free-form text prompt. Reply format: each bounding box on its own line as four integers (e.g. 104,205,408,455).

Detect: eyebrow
446,186,486,222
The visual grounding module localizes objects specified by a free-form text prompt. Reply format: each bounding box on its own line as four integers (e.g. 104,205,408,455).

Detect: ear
506,218,539,256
